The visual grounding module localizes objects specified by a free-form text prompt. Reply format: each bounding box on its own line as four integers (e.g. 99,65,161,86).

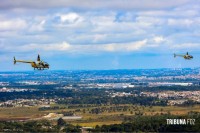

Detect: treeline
0,88,107,101
58,96,167,106
0,118,80,132
38,106,66,111
0,89,75,101
91,112,200,132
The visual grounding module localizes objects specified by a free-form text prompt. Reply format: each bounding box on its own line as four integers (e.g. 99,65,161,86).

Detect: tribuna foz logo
166,119,195,125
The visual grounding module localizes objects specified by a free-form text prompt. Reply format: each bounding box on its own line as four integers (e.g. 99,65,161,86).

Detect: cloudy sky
1,0,200,71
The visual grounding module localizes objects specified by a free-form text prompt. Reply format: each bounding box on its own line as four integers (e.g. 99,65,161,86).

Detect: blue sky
0,0,200,71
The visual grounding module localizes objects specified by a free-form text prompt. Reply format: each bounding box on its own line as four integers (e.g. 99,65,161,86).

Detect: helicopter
174,52,193,60
14,54,49,70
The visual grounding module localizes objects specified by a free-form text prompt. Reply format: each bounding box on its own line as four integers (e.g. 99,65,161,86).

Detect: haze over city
0,0,200,71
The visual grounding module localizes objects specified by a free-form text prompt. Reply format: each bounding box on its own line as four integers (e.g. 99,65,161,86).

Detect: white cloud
141,36,167,48
0,0,200,58
168,18,194,27
102,40,147,52
93,34,107,42
0,19,27,31
135,16,164,26
138,9,199,17
89,12,154,34
171,43,200,49
21,42,71,51
60,13,82,23
153,36,165,43
29,20,46,32
0,40,147,53
0,0,193,10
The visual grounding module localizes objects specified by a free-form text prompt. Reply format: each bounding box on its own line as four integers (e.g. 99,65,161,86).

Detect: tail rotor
14,57,16,64
37,54,40,62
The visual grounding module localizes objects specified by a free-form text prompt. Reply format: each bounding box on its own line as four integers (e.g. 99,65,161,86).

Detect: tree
57,118,66,127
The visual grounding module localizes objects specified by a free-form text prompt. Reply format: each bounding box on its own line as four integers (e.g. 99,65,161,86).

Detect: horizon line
0,67,199,73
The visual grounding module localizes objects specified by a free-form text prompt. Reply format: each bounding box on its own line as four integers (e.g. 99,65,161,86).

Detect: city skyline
1,0,200,71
